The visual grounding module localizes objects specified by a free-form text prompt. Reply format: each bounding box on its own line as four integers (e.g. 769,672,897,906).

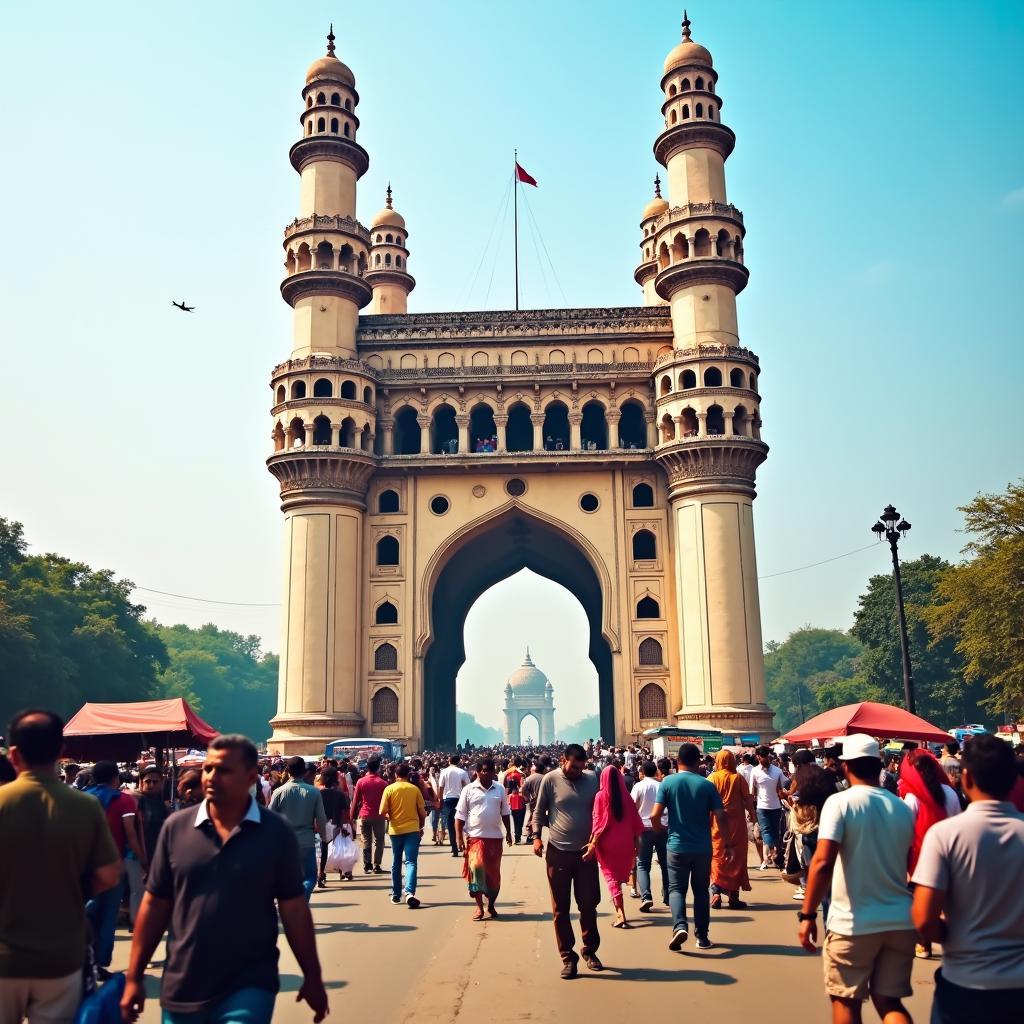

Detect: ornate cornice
654,258,749,301
634,260,658,286
288,136,370,178
267,450,377,510
280,269,374,309
654,121,736,166
654,343,760,369
654,437,769,499
363,268,416,293
283,213,371,246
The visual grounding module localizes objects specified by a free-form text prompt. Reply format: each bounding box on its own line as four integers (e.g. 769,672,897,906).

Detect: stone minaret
635,175,668,307
366,185,416,314
268,28,378,752
649,13,773,738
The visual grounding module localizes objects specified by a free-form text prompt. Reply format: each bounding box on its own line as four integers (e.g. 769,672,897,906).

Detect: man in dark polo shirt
121,735,328,1024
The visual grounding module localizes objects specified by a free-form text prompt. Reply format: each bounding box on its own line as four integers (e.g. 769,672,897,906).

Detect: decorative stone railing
283,214,371,243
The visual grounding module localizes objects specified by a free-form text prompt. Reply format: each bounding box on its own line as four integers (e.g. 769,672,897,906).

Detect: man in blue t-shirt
652,743,732,951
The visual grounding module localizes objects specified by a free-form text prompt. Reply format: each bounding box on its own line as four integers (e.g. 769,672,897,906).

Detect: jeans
800,833,830,920
389,831,421,897
125,855,146,924
931,968,1023,1024
85,874,124,967
443,798,460,854
544,846,601,964
300,847,318,902
637,829,669,904
756,807,784,851
510,808,526,843
161,986,276,1024
429,806,441,833
359,817,387,870
667,850,711,937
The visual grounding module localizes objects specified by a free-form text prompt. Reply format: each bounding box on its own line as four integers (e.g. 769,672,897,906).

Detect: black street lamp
871,504,915,715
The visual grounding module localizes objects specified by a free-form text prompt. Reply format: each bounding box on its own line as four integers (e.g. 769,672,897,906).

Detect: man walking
0,709,121,1024
438,753,470,858
121,735,327,1024
912,733,1024,1023
532,743,602,979
751,745,786,868
352,754,388,874
798,734,915,1024
651,743,731,951
455,758,513,919
127,766,169,928
521,757,546,843
632,760,668,912
269,756,328,903
379,761,426,908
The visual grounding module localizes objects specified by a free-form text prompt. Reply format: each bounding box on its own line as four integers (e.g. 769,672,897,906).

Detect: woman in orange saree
708,749,754,909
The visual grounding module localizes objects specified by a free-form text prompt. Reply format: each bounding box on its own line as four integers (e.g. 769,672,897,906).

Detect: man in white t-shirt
798,734,915,1024
631,760,667,912
751,746,786,868
438,754,471,858
454,758,512,920
911,733,1024,1024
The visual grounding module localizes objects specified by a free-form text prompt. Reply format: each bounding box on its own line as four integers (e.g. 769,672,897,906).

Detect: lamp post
871,505,915,715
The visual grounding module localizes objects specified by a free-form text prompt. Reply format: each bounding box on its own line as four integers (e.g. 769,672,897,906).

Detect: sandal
612,920,632,929
472,909,485,921
710,893,722,909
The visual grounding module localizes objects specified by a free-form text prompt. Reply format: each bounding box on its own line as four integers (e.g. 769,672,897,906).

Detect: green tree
851,553,986,727
924,482,1024,719
152,624,278,741
764,628,863,733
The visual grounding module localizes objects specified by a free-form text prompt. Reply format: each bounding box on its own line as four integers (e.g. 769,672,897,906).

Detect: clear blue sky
2,2,1021,730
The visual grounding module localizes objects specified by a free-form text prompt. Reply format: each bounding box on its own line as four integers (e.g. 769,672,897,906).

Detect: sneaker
406,893,421,909
639,899,654,913
669,928,688,951
629,888,640,899
792,888,806,900
695,934,713,949
389,894,402,904
363,866,373,874
759,861,770,870
373,866,385,874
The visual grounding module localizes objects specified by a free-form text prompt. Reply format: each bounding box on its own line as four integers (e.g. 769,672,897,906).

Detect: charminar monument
266,15,775,754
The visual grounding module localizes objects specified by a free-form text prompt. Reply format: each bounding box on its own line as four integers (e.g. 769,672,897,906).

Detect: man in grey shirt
912,733,1024,1024
532,743,602,979
269,756,327,903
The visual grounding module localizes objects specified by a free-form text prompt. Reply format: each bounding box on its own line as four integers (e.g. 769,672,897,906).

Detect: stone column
531,413,545,451
303,422,315,446
645,410,657,449
493,414,507,452
569,412,582,451
455,414,469,454
378,420,394,455
697,412,707,438
416,415,432,453
606,409,621,450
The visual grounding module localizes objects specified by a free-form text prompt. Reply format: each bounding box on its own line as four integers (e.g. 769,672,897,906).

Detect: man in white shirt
798,734,915,1024
911,733,1024,1024
454,758,512,920
751,746,786,868
631,760,667,912
438,754,471,859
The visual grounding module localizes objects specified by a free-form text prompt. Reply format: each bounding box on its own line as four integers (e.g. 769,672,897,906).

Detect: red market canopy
62,698,219,760
782,701,950,746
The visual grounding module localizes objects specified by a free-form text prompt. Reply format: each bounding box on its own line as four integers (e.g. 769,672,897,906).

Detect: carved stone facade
267,18,775,754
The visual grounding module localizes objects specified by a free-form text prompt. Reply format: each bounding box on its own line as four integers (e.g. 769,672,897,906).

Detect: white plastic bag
325,830,360,873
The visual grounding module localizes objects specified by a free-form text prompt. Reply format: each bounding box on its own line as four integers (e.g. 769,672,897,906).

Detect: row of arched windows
374,232,405,246
659,367,755,394
647,228,743,266
668,101,717,125
668,76,714,96
372,252,405,268
276,379,373,404
306,116,352,138
659,404,754,441
286,240,368,277
307,91,353,111
274,415,373,451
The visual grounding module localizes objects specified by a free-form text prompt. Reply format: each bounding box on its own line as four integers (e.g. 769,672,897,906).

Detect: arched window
682,104,690,119
669,109,677,125
291,380,306,400
287,417,305,448
505,403,534,452
733,405,749,437
637,596,660,619
730,368,745,388
632,529,657,561
542,401,569,450
361,424,372,451
396,256,403,268
306,96,313,108
708,104,715,121
385,234,394,243
707,79,714,94
671,233,689,261
716,229,731,257
340,380,356,400
668,83,677,96
694,228,711,257
707,404,725,435
617,400,646,448
393,406,421,455
276,385,286,404
306,120,312,136
681,78,691,91
373,644,398,672
638,638,664,666
339,417,357,447
681,369,696,389
317,116,326,133
363,386,373,404
734,235,744,263
681,407,698,436
374,253,381,267
660,375,673,396
639,683,667,719
378,489,399,514
632,483,654,508
658,242,670,270
696,102,704,118
375,234,382,243
343,122,350,137
273,421,285,451
581,400,607,450
660,414,676,443
704,366,723,387
749,372,757,391
470,403,497,450
430,404,458,453
330,92,340,105
375,601,398,625
344,98,352,111
312,415,332,445
696,76,704,90
372,687,399,723
384,253,392,267
328,117,338,133
313,378,332,398
376,536,399,566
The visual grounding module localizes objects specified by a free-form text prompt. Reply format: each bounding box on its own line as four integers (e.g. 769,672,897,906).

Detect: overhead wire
757,542,882,581
483,174,514,308
518,183,568,305
461,174,513,308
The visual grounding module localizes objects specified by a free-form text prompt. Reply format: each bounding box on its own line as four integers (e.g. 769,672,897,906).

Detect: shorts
822,929,916,1001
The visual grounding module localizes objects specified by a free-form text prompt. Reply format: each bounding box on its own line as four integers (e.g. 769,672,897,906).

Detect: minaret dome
367,184,415,314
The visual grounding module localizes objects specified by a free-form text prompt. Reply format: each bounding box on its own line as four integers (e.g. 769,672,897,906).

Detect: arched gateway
266,20,775,754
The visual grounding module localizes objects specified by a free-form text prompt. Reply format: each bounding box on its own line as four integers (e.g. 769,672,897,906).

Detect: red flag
515,161,538,187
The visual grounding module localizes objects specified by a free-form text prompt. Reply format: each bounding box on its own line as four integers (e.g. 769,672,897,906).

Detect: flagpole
513,149,519,311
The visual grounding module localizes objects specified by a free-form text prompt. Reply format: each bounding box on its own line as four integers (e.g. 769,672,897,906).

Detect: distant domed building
503,649,555,745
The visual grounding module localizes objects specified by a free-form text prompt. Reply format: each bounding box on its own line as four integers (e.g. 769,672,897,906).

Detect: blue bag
74,972,126,1024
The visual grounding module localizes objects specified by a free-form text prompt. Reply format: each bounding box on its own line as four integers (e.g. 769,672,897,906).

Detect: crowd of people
1,712,1022,1024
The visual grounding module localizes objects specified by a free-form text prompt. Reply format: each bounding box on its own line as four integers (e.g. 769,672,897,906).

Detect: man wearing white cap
796,734,916,1024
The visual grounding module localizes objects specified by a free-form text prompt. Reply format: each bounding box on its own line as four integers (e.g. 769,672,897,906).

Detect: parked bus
323,737,406,765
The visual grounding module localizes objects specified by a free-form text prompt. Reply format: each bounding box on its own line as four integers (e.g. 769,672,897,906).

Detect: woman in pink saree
587,764,645,927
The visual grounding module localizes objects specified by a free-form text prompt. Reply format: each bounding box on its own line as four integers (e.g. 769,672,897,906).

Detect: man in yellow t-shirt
379,762,426,908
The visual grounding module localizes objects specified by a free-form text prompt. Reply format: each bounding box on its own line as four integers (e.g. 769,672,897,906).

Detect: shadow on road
279,974,348,993
590,966,737,985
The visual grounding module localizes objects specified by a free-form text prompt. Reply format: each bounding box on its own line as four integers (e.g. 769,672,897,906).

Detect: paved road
119,839,939,1022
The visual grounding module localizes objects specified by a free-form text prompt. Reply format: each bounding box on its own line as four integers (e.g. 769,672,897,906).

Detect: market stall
781,701,949,746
